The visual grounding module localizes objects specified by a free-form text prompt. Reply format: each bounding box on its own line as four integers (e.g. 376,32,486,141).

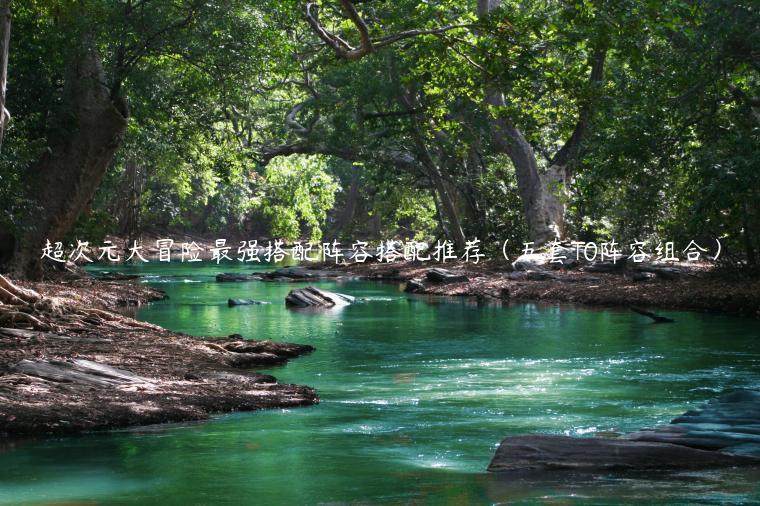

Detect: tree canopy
0,0,757,277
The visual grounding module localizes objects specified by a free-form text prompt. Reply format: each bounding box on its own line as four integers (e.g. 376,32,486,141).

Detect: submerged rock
285,286,355,308
216,273,263,282
262,267,342,281
227,298,270,307
425,268,469,284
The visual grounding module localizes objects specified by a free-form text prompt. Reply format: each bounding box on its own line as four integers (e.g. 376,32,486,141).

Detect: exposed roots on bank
0,274,160,333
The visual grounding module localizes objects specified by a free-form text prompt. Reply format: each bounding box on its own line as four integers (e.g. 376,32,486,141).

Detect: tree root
0,275,157,334
0,275,40,304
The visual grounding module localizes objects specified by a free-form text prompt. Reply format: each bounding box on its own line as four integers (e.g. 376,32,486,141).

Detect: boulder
425,268,468,284
628,390,760,456
487,435,758,472
227,298,270,307
512,253,549,271
285,286,355,308
404,279,425,293
216,273,263,282
488,389,760,473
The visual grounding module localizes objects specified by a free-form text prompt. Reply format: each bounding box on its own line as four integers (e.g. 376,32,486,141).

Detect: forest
0,2,759,504
0,0,757,278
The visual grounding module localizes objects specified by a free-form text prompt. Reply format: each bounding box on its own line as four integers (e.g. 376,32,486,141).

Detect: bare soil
326,260,760,318
0,276,317,437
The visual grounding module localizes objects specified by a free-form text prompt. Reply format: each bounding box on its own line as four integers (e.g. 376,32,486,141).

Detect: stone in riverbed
227,298,270,307
487,435,758,472
216,273,263,282
285,286,355,308
262,267,341,281
488,389,760,473
628,389,760,456
404,279,425,293
425,268,468,284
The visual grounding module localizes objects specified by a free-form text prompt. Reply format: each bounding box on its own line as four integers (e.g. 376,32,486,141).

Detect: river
1,262,759,504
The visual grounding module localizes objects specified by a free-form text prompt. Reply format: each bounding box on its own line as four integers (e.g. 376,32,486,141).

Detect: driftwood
285,286,354,308
13,358,152,387
630,307,675,323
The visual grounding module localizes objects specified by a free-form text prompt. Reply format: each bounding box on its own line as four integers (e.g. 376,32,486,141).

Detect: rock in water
628,389,760,456
216,273,263,282
488,390,760,473
487,435,758,472
228,298,270,307
425,268,469,284
285,286,355,308
262,267,341,281
404,279,425,293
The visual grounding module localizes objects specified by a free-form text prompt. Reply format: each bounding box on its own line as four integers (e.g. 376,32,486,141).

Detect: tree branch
550,46,607,170
305,1,469,61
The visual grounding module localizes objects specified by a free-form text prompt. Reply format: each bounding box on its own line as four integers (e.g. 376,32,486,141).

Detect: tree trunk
8,47,128,279
478,0,565,245
326,165,362,241
0,0,11,151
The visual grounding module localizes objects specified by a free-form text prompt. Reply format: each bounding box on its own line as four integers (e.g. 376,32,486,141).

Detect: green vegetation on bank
0,0,757,278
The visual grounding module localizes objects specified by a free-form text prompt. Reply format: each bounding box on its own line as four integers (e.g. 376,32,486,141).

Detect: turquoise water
1,262,759,505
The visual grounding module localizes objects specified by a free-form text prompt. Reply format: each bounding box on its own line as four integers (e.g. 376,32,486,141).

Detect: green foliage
1,0,757,267
254,156,339,242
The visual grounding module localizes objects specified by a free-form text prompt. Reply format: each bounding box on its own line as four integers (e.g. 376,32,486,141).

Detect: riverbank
317,260,760,318
0,275,317,437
